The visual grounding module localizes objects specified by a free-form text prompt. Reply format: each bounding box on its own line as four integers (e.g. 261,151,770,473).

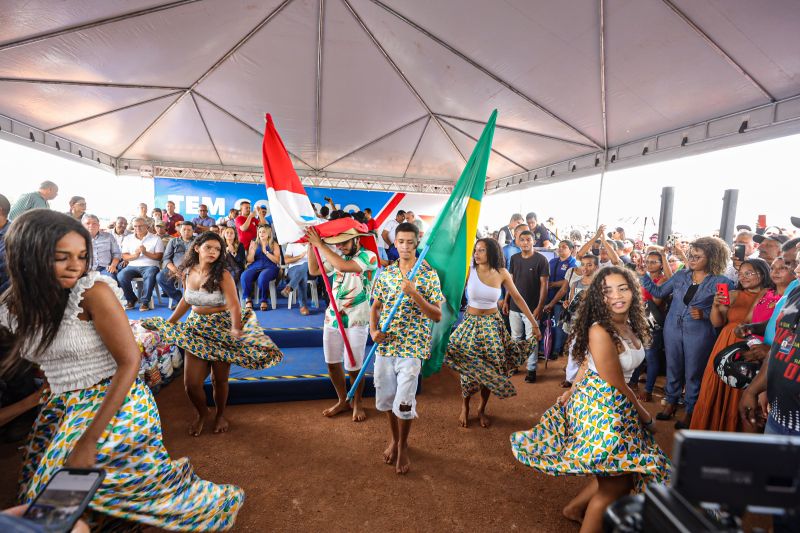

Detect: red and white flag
262,113,317,244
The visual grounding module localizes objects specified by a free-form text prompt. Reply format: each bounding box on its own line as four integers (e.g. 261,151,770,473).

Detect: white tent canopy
1,0,799,194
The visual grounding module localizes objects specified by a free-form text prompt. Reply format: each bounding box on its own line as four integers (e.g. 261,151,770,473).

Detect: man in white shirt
381,210,406,261
117,216,166,311
281,242,311,315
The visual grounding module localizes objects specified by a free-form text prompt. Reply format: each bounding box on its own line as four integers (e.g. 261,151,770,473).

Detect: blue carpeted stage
126,296,375,405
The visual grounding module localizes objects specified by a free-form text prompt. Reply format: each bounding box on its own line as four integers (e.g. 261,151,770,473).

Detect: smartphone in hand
734,244,746,262
716,283,730,305
23,468,104,533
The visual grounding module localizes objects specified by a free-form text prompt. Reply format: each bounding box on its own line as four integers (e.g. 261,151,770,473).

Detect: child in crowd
370,222,443,474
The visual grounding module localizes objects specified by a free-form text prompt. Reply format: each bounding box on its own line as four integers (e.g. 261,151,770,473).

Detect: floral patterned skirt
445,312,530,398
510,370,671,492
20,379,244,531
142,310,283,370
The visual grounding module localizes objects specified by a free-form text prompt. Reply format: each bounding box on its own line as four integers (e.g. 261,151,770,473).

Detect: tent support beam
314,0,326,168
369,0,603,150
434,113,597,149
0,77,185,91
342,0,468,166
190,93,223,166
0,0,204,53
193,92,316,170
660,0,774,102
437,116,527,172
403,116,430,178
599,0,609,150
321,115,427,170
46,91,183,132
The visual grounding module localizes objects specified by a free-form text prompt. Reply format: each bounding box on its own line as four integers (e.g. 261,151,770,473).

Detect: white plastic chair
287,279,319,309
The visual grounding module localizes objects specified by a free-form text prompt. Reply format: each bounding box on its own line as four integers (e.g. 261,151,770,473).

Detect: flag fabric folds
296,218,380,259
262,113,318,244
421,110,496,377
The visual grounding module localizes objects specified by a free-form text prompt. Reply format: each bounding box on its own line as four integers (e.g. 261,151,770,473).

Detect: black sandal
656,405,677,421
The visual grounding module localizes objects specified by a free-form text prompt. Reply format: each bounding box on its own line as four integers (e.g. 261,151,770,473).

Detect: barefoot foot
352,404,367,423
478,410,491,428
322,400,349,417
383,442,397,465
458,405,469,428
189,410,209,437
562,506,584,524
213,415,230,434
396,445,410,475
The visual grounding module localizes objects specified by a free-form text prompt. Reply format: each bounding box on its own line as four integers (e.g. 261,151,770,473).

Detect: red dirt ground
0,358,676,532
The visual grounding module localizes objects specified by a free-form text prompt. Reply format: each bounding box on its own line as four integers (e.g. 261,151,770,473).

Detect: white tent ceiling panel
323,116,428,176
403,120,464,180
0,0,167,45
1,1,799,191
0,0,274,87
377,0,605,147
440,122,523,179
672,0,800,100
0,81,175,131
196,0,319,167
603,0,769,146
193,95,263,167
122,95,219,164
349,0,594,147
318,0,426,169
52,94,180,156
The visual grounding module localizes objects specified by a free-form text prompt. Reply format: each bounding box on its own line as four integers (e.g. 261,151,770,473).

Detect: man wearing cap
154,220,171,247
306,225,378,423
381,210,406,262
754,234,787,264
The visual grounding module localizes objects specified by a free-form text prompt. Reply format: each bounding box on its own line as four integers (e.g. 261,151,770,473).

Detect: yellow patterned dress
141,309,283,369
2,272,244,530
510,341,671,492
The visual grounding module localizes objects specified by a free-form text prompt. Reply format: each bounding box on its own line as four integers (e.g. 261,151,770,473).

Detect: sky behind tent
1,132,798,239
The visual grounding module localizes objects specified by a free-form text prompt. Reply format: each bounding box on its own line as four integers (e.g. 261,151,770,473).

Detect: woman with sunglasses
638,237,733,429
691,258,773,431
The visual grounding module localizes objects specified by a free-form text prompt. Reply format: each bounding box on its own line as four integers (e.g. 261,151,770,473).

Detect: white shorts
323,325,369,371
374,355,422,420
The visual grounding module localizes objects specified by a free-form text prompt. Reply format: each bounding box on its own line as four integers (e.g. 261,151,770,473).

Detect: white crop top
466,266,502,309
587,337,645,381
0,272,122,394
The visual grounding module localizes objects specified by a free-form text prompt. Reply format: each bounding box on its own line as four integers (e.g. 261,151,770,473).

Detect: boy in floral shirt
307,226,377,422
371,222,443,474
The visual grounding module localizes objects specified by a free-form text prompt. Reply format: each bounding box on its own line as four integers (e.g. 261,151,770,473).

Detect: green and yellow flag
422,110,496,377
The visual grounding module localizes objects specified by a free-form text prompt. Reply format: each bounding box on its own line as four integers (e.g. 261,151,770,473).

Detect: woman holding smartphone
691,258,773,431
0,211,243,531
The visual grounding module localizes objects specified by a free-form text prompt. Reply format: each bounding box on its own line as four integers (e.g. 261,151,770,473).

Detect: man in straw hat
306,223,378,422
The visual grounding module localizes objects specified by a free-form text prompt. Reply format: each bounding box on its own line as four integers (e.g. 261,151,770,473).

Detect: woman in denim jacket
639,237,733,429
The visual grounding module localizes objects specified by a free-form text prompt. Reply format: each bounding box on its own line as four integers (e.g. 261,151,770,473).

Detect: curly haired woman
510,266,670,533
639,236,733,429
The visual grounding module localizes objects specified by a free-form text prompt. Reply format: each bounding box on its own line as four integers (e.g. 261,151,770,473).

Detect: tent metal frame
1,0,799,195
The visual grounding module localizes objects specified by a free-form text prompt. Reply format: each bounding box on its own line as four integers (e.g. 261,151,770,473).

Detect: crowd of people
1,180,799,532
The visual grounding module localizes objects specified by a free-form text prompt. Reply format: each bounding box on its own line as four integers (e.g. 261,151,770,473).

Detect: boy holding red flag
306,224,377,422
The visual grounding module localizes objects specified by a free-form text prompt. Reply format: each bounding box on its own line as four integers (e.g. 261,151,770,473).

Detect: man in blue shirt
546,240,578,357
191,204,215,232
502,224,528,270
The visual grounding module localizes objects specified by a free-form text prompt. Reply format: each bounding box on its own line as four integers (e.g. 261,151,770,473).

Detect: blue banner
153,177,395,219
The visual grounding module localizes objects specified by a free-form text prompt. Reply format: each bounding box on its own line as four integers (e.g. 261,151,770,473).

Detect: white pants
509,310,538,372
565,339,580,383
374,356,421,420
323,325,369,371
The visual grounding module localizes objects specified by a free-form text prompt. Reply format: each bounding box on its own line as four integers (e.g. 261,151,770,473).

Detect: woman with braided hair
510,266,670,532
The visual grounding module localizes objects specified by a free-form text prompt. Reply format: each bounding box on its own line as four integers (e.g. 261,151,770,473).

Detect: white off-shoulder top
0,272,125,394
